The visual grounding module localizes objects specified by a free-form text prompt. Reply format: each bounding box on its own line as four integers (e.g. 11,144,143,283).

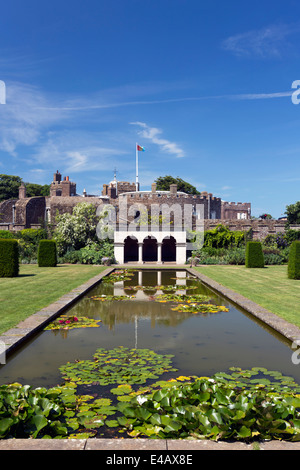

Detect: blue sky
0,0,300,218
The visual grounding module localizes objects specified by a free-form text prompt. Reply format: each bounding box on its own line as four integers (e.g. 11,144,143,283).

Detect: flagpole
136,142,139,191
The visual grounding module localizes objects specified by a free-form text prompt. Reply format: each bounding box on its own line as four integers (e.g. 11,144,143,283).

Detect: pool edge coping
0,437,300,451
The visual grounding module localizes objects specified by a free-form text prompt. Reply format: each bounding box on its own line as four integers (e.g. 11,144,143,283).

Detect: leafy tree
0,174,22,201
54,202,100,255
259,213,273,219
25,183,50,197
155,175,200,195
0,174,50,201
285,201,300,225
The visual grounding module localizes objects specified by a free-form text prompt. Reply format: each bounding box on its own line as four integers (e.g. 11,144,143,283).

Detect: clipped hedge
0,239,19,277
0,230,14,239
37,240,57,267
288,240,300,279
245,241,264,268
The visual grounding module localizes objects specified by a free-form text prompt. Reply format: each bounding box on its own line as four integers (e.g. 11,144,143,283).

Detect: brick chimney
18,182,26,199
169,184,177,196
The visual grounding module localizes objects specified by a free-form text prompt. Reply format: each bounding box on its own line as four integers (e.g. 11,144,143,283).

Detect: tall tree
0,174,22,202
25,183,50,197
155,175,200,195
0,174,50,202
285,201,300,224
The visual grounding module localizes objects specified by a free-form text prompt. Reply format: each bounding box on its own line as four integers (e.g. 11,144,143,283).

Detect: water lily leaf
205,410,223,425
31,414,48,433
117,416,137,427
117,395,133,402
135,408,152,421
237,425,252,438
122,406,137,418
150,413,162,426
92,398,112,407
110,384,133,395
105,419,119,428
0,418,14,435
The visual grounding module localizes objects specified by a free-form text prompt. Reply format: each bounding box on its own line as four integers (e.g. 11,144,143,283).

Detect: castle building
0,170,256,264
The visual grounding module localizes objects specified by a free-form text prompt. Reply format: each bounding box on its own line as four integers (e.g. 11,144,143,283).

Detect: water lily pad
171,304,229,314
45,316,102,331
59,347,177,386
154,293,211,303
90,295,135,301
110,384,133,395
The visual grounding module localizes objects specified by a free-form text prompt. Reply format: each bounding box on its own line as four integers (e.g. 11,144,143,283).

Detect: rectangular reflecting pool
0,268,299,389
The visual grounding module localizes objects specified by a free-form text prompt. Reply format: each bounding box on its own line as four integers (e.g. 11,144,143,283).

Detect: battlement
50,171,76,197
221,200,251,219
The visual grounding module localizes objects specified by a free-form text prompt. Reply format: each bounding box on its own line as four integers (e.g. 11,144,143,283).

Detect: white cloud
33,134,129,175
0,79,294,176
0,82,70,156
222,23,300,58
131,121,185,158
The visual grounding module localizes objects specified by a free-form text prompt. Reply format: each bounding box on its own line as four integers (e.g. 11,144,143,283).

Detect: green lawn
194,265,300,328
0,264,107,335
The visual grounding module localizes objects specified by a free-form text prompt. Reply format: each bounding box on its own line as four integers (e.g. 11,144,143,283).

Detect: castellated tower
50,170,76,197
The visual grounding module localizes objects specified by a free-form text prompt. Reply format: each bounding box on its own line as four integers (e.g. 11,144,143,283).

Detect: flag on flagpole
137,144,145,151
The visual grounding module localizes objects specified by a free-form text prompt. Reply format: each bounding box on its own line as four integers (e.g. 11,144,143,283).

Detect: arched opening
162,236,176,262
124,236,138,262
143,236,157,262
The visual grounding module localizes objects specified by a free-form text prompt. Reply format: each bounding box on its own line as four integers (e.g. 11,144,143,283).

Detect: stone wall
0,197,46,230
116,190,222,221
221,201,251,219
0,199,17,223
203,219,286,240
25,197,46,227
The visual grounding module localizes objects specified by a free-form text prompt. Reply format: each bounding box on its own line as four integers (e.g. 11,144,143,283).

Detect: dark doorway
124,236,138,262
162,236,176,262
143,236,157,262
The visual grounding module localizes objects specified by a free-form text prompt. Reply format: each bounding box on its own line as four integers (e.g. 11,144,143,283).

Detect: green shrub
18,228,47,244
288,240,300,279
58,249,83,264
223,247,246,265
17,238,37,263
0,239,19,277
245,241,264,268
262,246,285,265
285,229,300,246
14,229,48,263
204,224,245,249
0,230,14,239
38,240,57,267
264,253,284,265
58,240,115,265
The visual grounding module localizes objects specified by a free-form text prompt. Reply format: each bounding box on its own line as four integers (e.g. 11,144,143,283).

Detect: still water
0,269,299,388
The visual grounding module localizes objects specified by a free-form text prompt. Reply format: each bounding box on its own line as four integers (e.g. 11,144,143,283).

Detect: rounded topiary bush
0,239,19,277
38,240,57,267
288,240,300,279
245,241,264,268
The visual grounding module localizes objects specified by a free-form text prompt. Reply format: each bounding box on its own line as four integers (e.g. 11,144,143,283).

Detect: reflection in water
0,269,299,389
